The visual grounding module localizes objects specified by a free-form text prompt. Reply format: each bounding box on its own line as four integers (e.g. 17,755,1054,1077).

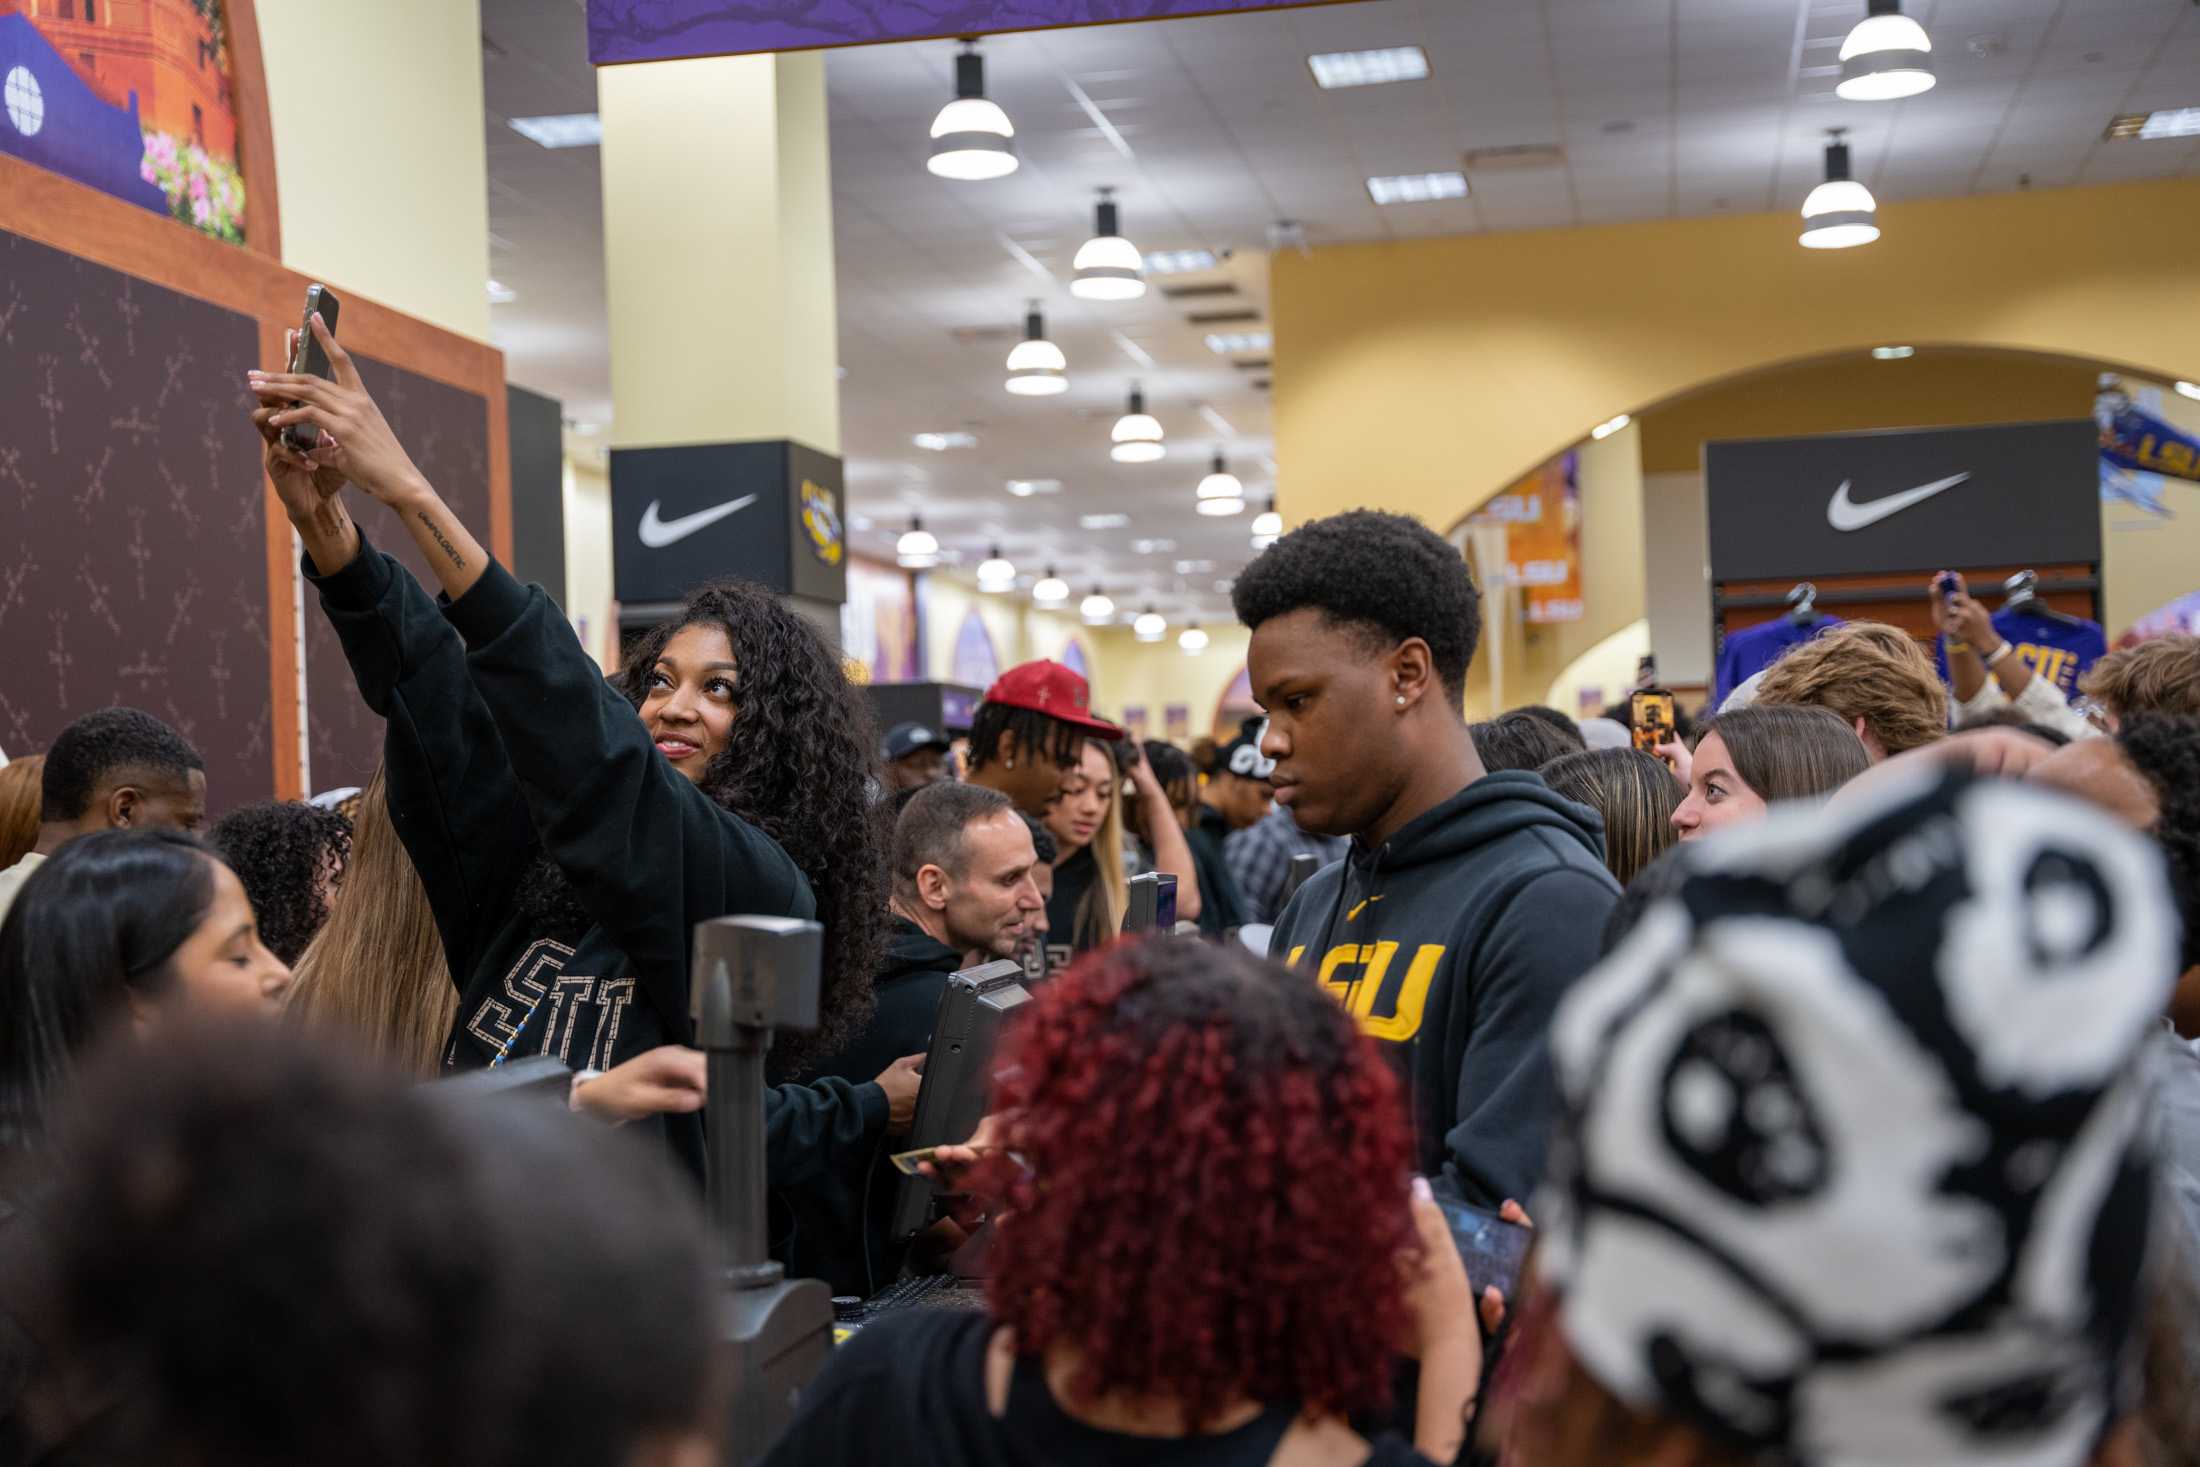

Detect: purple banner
590,0,1363,64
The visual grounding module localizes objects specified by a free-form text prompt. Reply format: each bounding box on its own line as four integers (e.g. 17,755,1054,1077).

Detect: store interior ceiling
480,0,2200,623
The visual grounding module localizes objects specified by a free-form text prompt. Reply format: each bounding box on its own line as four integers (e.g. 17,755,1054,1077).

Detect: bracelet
1983,642,2015,670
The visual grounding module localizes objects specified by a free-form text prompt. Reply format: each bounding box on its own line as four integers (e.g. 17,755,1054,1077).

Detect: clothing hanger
2001,570,2086,627
1786,582,1819,626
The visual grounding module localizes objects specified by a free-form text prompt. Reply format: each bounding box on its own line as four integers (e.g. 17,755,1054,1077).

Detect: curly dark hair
980,937,1418,1431
2119,714,2200,972
967,701,1083,776
1231,508,1482,700
206,801,353,966
613,581,888,1073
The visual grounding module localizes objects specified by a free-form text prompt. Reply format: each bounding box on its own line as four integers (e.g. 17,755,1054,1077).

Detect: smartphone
1934,572,1959,596
281,285,341,455
1630,688,1676,755
1436,1194,1534,1302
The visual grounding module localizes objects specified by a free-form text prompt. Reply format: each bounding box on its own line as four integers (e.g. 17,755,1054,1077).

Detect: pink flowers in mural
139,130,245,244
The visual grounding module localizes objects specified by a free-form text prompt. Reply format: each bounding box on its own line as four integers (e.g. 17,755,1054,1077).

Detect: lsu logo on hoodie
1287,937,1446,1043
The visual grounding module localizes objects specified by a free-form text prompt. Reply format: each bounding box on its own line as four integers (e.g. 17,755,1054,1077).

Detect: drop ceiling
480,0,2200,623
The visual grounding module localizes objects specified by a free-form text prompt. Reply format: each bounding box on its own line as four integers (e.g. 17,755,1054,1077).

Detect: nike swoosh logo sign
637,495,758,548
1825,471,1973,532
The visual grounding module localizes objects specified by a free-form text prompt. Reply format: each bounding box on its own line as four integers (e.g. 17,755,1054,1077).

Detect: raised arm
1121,748,1202,923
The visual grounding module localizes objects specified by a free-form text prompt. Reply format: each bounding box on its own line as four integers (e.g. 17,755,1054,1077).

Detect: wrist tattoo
417,508,466,571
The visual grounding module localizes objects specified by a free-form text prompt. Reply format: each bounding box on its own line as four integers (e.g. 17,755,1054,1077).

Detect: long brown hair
0,756,41,870
285,767,455,1077
1696,705,1871,802
1540,748,1680,887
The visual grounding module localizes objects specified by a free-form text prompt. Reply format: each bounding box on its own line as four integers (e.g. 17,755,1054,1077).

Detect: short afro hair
1231,509,1482,701
2118,714,2200,972
206,802,353,966
41,708,204,822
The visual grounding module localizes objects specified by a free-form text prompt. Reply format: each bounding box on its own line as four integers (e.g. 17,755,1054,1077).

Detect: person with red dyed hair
762,937,1488,1467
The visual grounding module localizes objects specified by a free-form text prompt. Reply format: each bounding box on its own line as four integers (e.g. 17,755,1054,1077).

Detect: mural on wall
2098,379,2197,524
1465,450,1582,624
948,607,1000,690
1120,705,1148,741
1,1,245,243
1214,666,1259,741
1163,705,1189,743
840,557,919,684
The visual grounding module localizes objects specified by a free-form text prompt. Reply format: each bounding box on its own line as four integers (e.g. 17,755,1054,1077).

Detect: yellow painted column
255,0,491,341
598,52,839,457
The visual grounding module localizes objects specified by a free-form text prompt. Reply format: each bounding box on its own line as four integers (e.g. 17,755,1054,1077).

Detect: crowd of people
0,324,2195,1466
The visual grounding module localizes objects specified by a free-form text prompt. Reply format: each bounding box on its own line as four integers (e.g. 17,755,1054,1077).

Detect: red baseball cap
981,660,1123,740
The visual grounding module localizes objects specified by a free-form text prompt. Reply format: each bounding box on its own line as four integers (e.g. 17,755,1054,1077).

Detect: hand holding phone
280,285,342,456
1631,688,1677,757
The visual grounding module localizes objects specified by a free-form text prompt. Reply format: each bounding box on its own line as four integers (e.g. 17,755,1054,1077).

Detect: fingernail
1410,1175,1433,1202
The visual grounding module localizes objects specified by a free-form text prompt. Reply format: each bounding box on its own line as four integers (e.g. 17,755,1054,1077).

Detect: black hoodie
782,916,963,1294
1269,772,1619,1210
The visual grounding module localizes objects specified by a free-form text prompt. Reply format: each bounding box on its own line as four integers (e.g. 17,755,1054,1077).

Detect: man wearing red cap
964,660,1123,816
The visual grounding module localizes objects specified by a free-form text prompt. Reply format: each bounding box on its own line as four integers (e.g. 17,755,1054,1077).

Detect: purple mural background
590,0,1363,63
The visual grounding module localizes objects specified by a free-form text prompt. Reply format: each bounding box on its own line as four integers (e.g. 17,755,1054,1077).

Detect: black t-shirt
763,1309,1432,1467
1043,847,1103,975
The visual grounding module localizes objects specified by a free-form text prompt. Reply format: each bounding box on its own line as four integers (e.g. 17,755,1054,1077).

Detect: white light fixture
1366,171,1468,205
1110,386,1166,464
1196,495,1244,518
1033,566,1070,604
1308,45,1430,90
1250,499,1283,549
508,112,602,148
913,431,977,452
1005,304,1068,396
1144,248,1218,275
2107,107,2200,142
1204,330,1272,356
1005,478,1060,497
928,41,1018,181
1081,586,1115,623
896,517,940,568
1871,345,1916,361
1131,538,1177,554
1071,189,1146,302
1079,513,1130,530
2176,381,2200,402
1134,607,1167,642
486,279,517,304
1799,130,1879,250
1590,413,1631,441
1196,451,1243,502
1179,625,1210,653
1836,0,1935,102
977,545,1017,591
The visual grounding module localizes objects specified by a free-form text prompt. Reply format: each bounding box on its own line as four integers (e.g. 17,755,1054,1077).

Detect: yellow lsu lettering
1293,941,1446,1043
2136,434,2197,480
2013,643,2076,691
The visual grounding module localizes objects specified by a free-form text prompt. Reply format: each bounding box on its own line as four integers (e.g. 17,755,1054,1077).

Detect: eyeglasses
2072,697,2116,734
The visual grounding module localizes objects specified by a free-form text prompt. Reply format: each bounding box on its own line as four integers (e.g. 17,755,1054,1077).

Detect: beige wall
562,455,614,668
257,0,491,341
1086,625,1254,741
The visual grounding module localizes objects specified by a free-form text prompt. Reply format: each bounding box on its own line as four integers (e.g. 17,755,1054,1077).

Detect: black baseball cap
881,721,952,763
1216,719,1274,781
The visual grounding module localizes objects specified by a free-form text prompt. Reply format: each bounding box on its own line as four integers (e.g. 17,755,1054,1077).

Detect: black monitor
1122,871,1177,935
887,959,1031,1246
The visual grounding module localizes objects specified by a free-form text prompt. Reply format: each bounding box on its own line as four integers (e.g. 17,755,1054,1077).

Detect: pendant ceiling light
1005,304,1068,396
1195,450,1245,515
1250,498,1283,549
1080,585,1116,624
977,544,1016,591
1799,130,1879,251
1179,624,1209,653
1071,188,1146,302
1110,386,1166,464
896,516,940,568
1032,565,1070,603
1837,0,1935,102
928,40,1019,181
1134,607,1167,642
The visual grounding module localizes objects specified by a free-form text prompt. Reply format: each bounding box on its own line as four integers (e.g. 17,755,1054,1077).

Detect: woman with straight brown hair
1670,705,1870,841
286,766,455,1077
1539,748,1680,887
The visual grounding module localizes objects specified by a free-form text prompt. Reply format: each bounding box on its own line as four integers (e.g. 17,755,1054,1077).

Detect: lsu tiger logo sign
801,480,844,567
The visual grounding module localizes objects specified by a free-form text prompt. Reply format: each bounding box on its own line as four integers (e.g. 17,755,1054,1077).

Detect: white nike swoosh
637,495,758,548
1824,471,1973,532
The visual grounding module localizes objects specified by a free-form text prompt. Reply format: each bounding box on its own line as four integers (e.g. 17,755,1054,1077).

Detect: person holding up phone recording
246,313,914,1186
1932,570,2095,742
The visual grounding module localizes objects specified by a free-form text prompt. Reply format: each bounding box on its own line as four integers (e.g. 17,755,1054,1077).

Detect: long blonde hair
285,766,456,1077
1082,740,1128,943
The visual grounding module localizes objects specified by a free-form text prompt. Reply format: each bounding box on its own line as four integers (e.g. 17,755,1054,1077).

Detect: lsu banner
1466,452,1583,624
2097,383,2199,522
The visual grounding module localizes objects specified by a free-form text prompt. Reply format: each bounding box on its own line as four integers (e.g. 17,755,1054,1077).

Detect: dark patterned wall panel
0,230,273,810
298,361,490,794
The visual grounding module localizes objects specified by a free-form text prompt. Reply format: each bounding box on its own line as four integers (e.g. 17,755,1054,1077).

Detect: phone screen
282,286,341,453
1630,689,1676,754
1436,1195,1533,1301
1155,875,1177,931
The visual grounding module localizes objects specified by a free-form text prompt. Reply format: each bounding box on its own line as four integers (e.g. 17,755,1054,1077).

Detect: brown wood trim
486,384,514,565
258,317,303,800
1717,565,2098,641
225,0,280,261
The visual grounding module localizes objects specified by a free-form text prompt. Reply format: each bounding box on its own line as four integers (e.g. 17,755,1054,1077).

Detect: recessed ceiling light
1204,330,1272,355
2176,381,2200,402
1144,248,1219,275
913,431,978,452
1366,171,1468,205
1131,538,1177,554
1307,46,1430,90
1589,413,1632,440
1871,345,1915,360
486,279,516,304
1079,513,1131,530
2105,106,2200,141
1174,559,1216,575
1005,478,1061,497
507,113,603,149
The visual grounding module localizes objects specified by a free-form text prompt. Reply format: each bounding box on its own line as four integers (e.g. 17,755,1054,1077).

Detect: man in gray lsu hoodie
1234,509,1620,1212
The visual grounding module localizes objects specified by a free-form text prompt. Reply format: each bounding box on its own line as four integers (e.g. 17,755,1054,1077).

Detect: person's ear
107,785,140,830
997,728,1020,772
1852,717,1888,762
1391,638,1436,712
916,862,952,912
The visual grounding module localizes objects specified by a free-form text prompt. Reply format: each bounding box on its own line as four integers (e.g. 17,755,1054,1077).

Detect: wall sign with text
611,439,847,608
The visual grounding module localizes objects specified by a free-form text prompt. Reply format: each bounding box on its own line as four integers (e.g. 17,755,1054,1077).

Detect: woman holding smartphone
247,319,909,1183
